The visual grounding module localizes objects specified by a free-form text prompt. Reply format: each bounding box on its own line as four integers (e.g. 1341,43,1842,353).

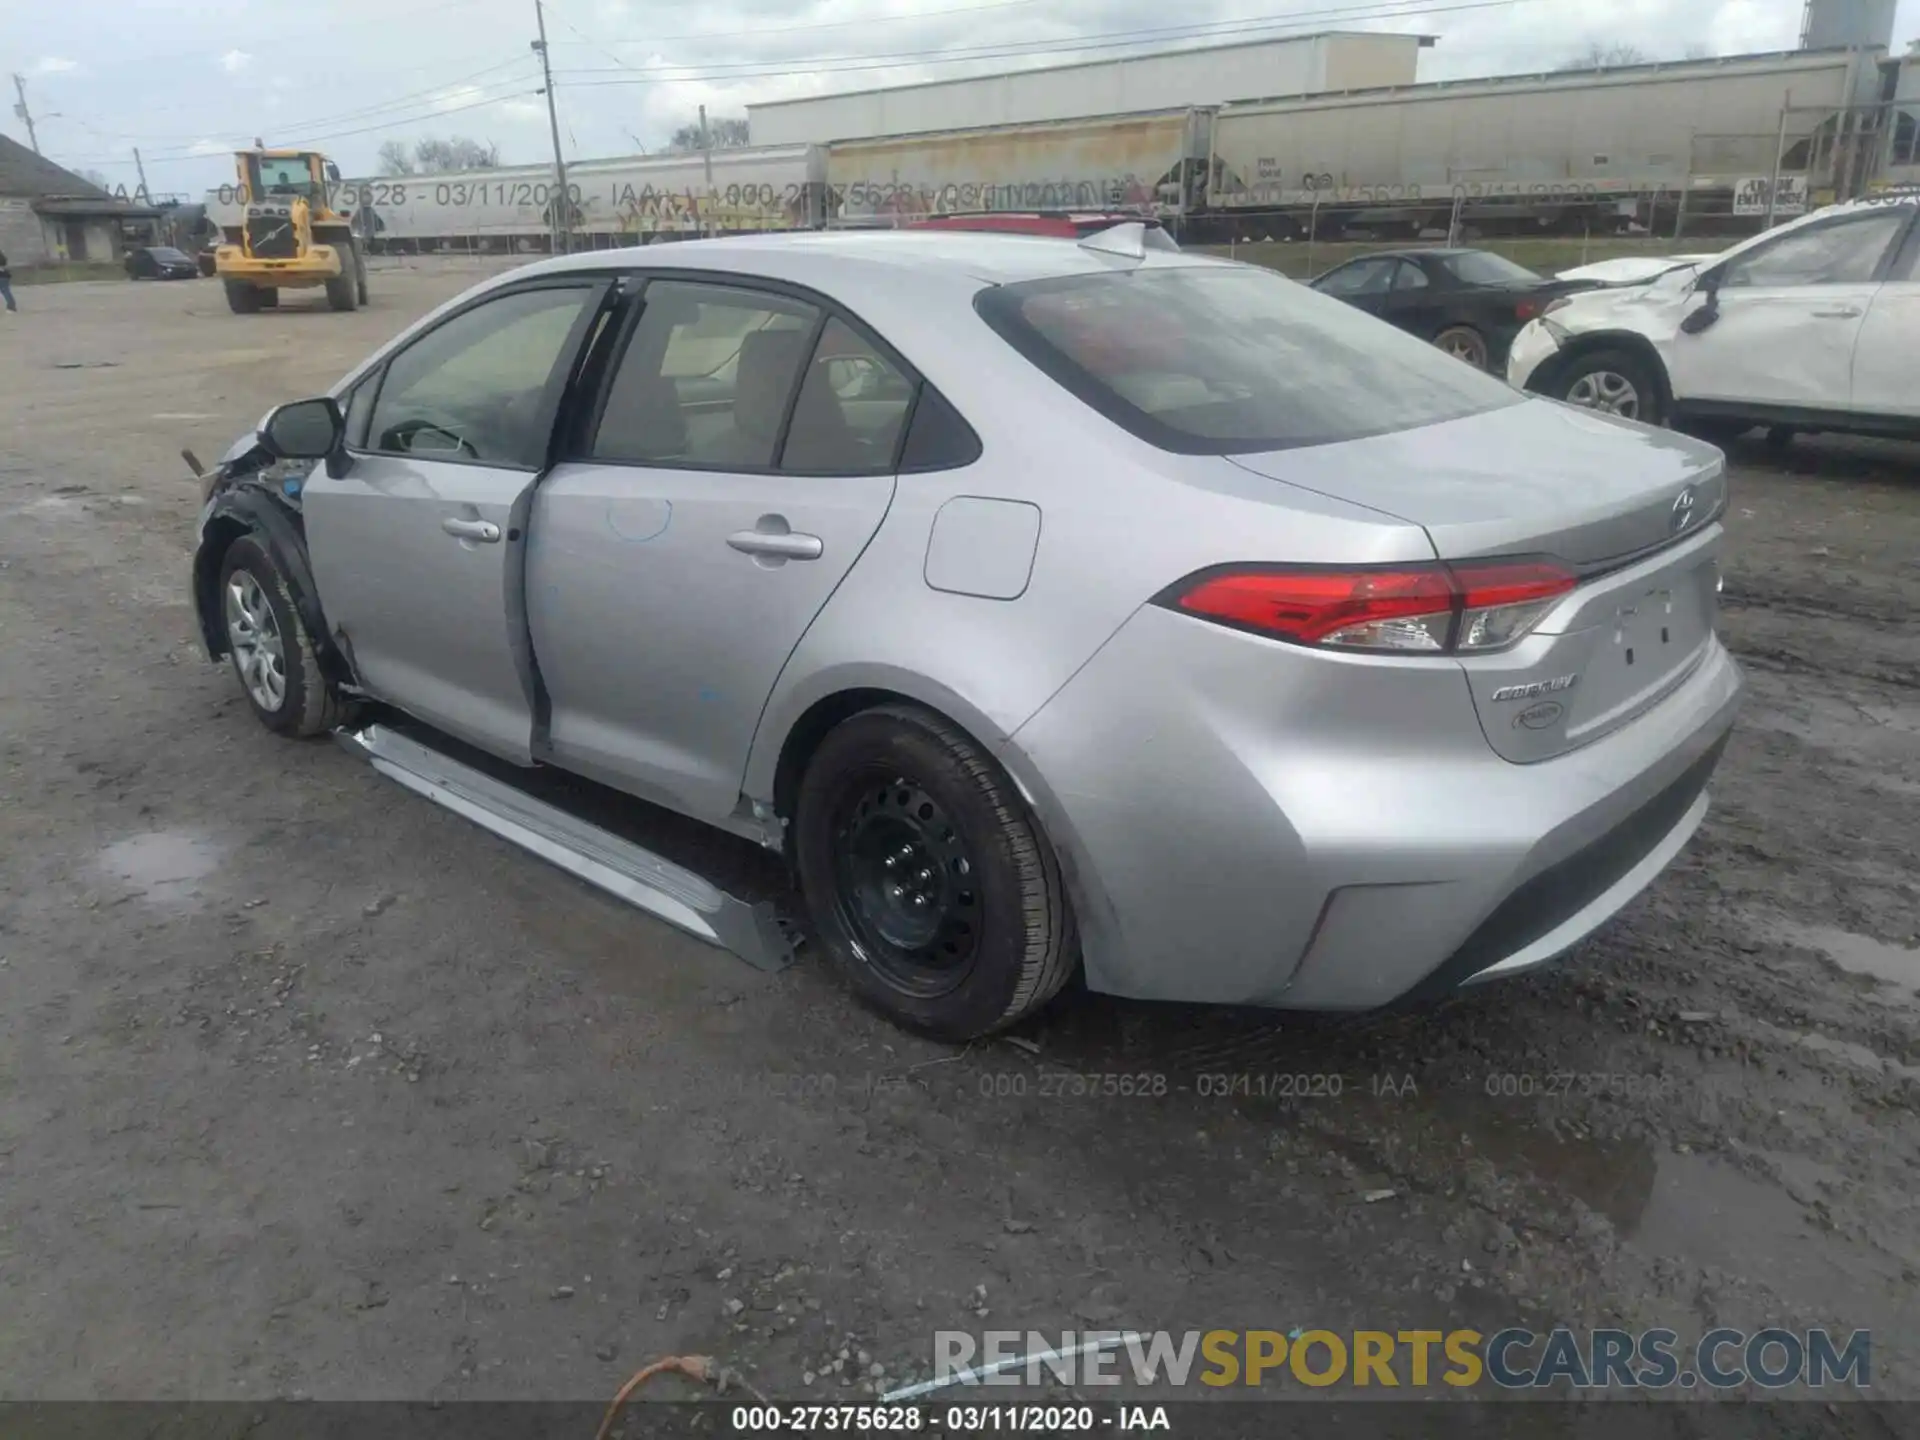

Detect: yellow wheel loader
215,146,368,314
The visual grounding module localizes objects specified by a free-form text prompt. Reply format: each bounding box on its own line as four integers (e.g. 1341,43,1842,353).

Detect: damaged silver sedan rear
192,227,1743,1039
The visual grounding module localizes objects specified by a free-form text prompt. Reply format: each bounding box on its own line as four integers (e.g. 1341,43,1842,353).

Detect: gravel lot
1,261,1916,1422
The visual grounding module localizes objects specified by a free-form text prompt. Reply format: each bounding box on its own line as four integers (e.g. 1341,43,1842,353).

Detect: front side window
366,285,598,467
1313,258,1394,297
977,264,1521,455
1721,211,1909,288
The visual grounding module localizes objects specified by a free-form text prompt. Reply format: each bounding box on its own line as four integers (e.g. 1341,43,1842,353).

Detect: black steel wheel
795,703,1079,1040
830,774,983,999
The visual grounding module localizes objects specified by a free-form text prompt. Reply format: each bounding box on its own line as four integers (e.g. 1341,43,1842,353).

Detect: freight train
206,46,1920,251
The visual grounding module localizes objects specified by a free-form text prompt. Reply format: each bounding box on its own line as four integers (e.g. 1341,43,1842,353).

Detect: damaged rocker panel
334,724,797,974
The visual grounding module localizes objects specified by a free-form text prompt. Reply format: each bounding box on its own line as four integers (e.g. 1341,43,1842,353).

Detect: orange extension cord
595,1353,773,1440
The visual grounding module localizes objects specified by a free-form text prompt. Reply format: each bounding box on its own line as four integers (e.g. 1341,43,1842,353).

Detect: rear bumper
215,245,343,283
1005,605,1743,1010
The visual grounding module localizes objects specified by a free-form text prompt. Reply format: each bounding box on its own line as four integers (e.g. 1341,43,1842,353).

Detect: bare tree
1556,41,1652,70
376,139,416,176
413,136,500,171
76,167,112,191
1682,42,1713,60
668,116,750,152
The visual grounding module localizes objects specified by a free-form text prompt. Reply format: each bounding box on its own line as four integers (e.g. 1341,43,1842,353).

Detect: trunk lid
1229,397,1728,761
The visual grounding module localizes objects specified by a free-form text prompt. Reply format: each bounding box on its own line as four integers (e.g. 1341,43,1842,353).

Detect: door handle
727,530,823,560
441,517,501,543
1810,307,1863,318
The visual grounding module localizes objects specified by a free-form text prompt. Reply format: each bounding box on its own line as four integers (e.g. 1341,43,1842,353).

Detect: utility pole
531,0,572,254
11,73,40,154
132,147,151,204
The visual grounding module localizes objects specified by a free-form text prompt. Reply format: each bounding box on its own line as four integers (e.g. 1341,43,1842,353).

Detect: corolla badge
1671,485,1699,533
1491,674,1577,703
1514,701,1565,730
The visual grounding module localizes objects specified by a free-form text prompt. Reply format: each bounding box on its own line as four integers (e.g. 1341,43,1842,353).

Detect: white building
746,32,1432,147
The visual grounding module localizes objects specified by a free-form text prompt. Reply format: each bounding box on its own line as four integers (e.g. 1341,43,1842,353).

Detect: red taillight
1515,298,1541,321
1163,559,1577,654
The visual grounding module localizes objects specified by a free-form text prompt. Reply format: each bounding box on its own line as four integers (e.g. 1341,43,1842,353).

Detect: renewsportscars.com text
933,1328,1871,1391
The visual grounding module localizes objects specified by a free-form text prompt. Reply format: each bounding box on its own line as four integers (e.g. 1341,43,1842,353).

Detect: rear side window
592,280,819,469
782,318,915,474
1443,252,1544,286
976,265,1521,455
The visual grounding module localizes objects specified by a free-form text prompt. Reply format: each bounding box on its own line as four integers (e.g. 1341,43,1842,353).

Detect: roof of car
514,227,1221,287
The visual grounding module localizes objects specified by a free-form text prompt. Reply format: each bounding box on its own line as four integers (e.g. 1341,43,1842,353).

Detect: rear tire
217,533,351,738
223,279,261,314
326,249,359,312
794,704,1080,1041
1550,347,1665,426
257,288,279,310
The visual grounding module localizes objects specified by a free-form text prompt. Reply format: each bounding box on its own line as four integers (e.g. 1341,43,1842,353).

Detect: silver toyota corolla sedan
192,226,1743,1040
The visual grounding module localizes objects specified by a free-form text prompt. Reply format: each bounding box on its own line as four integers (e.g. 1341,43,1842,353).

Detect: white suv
1508,195,1919,446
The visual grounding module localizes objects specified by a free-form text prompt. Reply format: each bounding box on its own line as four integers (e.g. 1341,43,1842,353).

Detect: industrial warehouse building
0,135,160,269
745,32,1434,146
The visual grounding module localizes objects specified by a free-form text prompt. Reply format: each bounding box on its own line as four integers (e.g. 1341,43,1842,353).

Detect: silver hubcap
225,571,287,712
1439,331,1485,366
1565,370,1640,418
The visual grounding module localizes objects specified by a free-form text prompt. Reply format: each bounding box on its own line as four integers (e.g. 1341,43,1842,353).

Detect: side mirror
261,397,343,460
1679,267,1723,336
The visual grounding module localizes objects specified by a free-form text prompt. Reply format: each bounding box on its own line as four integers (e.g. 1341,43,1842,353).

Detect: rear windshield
1442,251,1544,286
974,264,1522,454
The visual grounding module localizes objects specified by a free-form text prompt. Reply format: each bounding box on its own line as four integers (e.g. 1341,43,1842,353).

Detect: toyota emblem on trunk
1671,486,1699,533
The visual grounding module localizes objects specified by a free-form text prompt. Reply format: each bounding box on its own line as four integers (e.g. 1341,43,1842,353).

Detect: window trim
573,268,968,479
1717,207,1916,291
348,273,617,473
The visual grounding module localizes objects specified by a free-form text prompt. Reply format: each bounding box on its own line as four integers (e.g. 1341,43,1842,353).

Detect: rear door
526,276,912,821
303,277,611,761
1667,206,1910,410
1849,206,1920,418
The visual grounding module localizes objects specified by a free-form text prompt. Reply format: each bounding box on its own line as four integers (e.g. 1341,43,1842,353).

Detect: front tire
223,279,261,314
1551,347,1665,426
794,704,1079,1041
1433,324,1489,370
218,533,350,738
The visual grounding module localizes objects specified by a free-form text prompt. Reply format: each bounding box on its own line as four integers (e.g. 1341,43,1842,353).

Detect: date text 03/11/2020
726,1405,1170,1432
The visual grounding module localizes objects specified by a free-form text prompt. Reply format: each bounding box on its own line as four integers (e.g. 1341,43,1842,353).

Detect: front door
1851,214,1920,419
1668,206,1910,411
528,278,911,821
303,278,610,760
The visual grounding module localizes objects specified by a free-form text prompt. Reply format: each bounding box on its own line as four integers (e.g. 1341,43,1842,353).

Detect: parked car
192,226,1742,1040
1307,247,1602,370
1509,195,1919,444
906,211,1176,244
125,245,201,280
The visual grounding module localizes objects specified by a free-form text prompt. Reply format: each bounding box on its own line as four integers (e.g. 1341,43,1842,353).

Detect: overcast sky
5,0,1916,195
